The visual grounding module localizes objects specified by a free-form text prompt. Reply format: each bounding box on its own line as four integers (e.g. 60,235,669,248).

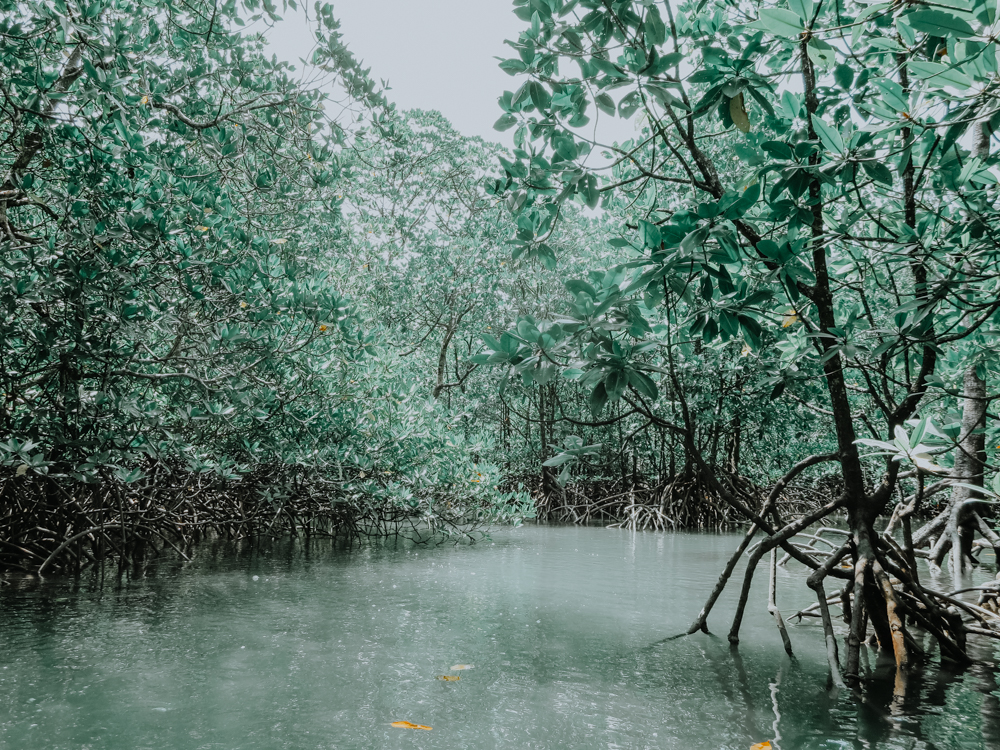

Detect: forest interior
4,0,1000,718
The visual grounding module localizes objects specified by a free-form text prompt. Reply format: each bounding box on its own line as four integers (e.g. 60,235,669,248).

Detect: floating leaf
437,675,460,681
450,664,474,671
390,721,432,730
750,743,772,750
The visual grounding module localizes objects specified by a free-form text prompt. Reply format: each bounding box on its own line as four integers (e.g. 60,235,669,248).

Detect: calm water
1,525,998,749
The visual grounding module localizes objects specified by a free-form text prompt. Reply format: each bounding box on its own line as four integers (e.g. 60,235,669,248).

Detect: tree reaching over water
483,0,1000,685
0,0,531,574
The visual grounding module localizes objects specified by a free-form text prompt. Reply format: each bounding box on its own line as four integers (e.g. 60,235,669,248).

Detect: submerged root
683,513,997,690
532,464,838,532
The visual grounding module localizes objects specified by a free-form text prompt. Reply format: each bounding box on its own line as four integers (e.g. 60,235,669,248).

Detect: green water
1,525,998,749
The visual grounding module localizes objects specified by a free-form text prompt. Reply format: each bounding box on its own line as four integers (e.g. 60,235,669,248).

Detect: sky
265,1,527,147
265,1,637,151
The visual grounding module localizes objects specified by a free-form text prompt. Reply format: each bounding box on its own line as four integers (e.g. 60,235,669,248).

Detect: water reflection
1,526,998,749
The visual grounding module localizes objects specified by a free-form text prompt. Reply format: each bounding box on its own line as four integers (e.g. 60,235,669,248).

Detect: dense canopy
2,0,1000,695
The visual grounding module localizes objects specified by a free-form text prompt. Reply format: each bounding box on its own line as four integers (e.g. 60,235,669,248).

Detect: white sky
265,1,637,152
265,1,526,146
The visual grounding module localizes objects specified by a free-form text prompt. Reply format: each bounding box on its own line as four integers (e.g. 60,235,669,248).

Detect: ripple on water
1,525,999,750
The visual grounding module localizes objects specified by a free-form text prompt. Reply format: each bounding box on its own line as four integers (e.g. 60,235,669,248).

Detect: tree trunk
938,120,991,573
941,367,988,572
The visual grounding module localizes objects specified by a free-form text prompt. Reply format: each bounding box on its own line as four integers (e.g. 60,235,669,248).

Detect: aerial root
681,516,1000,690
1,467,494,576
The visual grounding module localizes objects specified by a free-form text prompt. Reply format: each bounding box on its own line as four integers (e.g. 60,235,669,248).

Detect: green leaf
595,93,616,116
907,61,974,89
499,58,528,76
605,370,627,402
811,114,844,155
580,173,600,209
875,78,909,111
758,9,805,38
680,226,709,254
905,9,976,38
806,39,836,70
589,382,608,417
566,279,598,298
542,453,575,467
494,113,518,132
762,141,793,160
628,370,659,400
834,63,855,90
789,0,815,23
861,160,893,185
644,8,667,46
639,220,662,249
618,91,642,119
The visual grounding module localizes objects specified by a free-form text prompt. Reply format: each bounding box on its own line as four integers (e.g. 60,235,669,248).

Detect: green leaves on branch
904,9,976,38
755,9,804,37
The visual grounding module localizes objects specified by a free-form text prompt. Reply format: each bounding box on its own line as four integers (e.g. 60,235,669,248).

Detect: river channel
1,525,998,749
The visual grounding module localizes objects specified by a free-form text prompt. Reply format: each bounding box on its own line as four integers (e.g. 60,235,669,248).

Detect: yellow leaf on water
390,721,431,730
750,742,772,750
450,664,473,671
437,675,460,681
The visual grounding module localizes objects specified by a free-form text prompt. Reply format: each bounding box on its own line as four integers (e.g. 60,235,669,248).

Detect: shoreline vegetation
2,0,999,700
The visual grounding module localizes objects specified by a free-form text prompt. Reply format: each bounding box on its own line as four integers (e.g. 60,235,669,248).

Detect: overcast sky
265,1,637,151
265,1,525,146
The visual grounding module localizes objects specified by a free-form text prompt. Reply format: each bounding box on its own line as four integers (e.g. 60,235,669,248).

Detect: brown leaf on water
750,742,772,750
390,721,432,730
436,675,460,681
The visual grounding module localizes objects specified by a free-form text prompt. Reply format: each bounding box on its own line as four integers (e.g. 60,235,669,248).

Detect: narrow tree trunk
942,119,991,573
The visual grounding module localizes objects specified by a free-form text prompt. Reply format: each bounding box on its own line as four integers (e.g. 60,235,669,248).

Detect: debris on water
437,675,460,681
391,721,431,730
252,575,259,581
450,664,473,671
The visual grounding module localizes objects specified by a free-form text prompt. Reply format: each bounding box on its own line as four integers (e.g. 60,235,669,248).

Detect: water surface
1,525,998,749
